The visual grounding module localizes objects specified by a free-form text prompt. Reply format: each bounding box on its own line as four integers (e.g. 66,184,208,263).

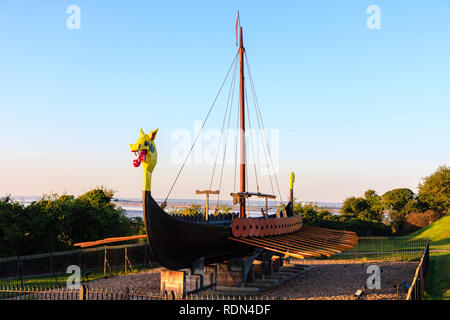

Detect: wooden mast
238,26,246,219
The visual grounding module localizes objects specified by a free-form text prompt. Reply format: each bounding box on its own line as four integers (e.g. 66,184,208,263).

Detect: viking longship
129,15,358,271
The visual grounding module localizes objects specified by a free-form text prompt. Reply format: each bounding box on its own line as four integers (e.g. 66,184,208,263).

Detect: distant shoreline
9,196,342,217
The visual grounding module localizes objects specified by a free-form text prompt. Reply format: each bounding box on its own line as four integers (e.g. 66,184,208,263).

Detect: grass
407,214,450,250
334,215,449,299
333,236,429,262
0,264,157,289
424,252,450,300
0,264,159,300
406,214,450,300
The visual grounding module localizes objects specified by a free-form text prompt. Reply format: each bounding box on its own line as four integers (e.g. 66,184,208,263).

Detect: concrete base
160,269,185,298
209,265,314,296
216,262,248,287
160,265,218,297
159,254,310,297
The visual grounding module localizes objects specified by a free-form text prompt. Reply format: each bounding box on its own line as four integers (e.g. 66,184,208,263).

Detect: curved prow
283,172,295,217
130,128,158,191
290,172,295,204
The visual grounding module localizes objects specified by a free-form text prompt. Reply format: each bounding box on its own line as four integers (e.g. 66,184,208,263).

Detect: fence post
405,239,429,301
124,247,127,273
49,253,52,279
79,284,88,300
15,256,20,284
356,240,359,259
420,263,424,300
424,239,430,277
104,248,107,276
144,244,147,265
79,251,82,272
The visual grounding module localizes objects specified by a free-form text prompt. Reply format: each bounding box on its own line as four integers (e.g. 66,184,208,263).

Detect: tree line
0,187,145,257
0,166,447,256
295,165,449,235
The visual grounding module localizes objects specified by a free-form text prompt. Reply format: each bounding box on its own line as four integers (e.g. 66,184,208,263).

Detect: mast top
236,11,244,52
238,22,246,218
239,27,244,51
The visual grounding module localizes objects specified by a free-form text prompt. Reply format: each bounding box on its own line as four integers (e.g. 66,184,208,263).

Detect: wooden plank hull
142,191,255,270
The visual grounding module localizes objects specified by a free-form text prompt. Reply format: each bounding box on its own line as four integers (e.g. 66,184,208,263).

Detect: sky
0,0,449,203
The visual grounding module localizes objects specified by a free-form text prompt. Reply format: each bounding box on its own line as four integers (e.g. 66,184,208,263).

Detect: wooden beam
195,190,220,195
195,190,219,220
230,192,276,199
73,235,147,248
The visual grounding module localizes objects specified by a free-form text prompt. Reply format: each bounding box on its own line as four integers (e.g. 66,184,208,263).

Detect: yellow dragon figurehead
130,128,158,191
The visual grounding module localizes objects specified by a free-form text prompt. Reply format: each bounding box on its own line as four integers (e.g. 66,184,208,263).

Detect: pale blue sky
0,1,449,202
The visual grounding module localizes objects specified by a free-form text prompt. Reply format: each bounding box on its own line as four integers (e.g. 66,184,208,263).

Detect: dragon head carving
130,128,158,191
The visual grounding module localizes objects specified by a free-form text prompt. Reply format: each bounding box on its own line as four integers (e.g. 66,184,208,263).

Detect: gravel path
86,267,162,295
256,259,417,300
85,259,417,300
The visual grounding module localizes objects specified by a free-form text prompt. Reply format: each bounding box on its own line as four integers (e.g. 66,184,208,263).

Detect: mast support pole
238,26,246,219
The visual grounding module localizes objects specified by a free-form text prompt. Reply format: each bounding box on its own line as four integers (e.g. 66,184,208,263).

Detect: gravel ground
86,267,162,295
85,259,417,300
256,259,417,300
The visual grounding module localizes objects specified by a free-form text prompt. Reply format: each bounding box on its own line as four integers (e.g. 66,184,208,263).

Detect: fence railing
405,239,430,300
0,242,155,283
332,236,429,261
1,237,430,286
0,237,431,300
0,284,277,301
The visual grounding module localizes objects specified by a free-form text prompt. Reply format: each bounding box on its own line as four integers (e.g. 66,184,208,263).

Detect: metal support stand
215,249,263,288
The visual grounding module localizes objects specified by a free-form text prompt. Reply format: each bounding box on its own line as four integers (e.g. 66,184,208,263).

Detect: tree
341,196,369,219
0,187,135,257
364,189,384,222
382,188,414,212
0,196,28,256
382,188,415,233
67,187,132,244
295,203,334,225
340,190,383,222
417,165,450,213
293,202,390,236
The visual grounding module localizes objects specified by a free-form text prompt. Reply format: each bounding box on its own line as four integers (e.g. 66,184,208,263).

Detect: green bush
417,165,450,214
0,187,141,257
294,204,391,236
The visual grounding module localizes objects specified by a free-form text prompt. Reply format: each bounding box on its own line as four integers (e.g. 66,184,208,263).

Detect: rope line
244,81,260,194
209,57,238,190
164,53,238,203
248,84,277,207
245,52,283,204
233,85,240,201
215,58,239,207
163,50,285,214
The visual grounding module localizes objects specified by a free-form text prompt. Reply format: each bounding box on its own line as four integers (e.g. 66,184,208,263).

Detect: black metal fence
0,243,154,283
0,237,432,301
405,240,430,300
331,236,429,261
0,284,277,300
0,237,430,288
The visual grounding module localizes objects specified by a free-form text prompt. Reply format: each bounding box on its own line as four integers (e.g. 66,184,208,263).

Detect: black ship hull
143,191,256,270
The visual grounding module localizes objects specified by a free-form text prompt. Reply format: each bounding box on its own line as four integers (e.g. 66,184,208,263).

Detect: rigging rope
244,81,260,194
163,53,238,204
209,57,238,190
233,87,240,201
245,52,284,204
163,50,286,214
245,74,277,209
215,62,238,208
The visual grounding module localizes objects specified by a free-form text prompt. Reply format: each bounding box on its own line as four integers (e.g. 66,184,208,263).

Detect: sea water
10,196,341,218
